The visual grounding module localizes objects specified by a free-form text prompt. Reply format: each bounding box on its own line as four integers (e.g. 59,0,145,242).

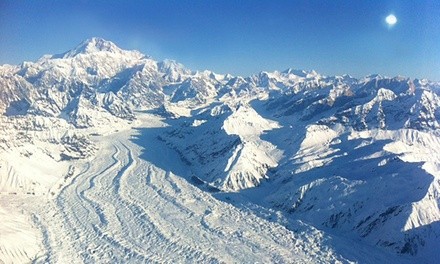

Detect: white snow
1,37,440,263
0,113,347,263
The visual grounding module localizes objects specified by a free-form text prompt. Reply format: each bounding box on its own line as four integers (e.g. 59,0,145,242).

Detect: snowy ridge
54,37,136,59
1,38,440,263
162,102,282,191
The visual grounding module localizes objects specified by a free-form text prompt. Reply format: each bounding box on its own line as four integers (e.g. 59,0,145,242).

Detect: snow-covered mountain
1,38,439,263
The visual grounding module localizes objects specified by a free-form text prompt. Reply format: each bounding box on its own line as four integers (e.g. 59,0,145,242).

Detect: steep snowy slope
159,72,440,260
161,101,282,191
0,38,224,195
245,77,440,260
0,38,226,127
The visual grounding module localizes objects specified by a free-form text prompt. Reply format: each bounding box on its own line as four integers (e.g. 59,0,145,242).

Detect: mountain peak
282,68,319,78
82,37,120,51
282,68,309,77
54,37,124,58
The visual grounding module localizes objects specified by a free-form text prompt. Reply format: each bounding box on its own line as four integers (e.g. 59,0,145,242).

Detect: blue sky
1,0,439,80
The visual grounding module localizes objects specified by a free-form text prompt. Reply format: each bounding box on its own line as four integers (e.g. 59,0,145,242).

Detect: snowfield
1,38,440,263
1,113,349,263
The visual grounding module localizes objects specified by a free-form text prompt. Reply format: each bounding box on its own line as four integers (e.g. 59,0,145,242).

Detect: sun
385,14,397,26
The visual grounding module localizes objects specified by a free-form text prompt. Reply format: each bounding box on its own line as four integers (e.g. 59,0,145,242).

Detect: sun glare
386,14,397,26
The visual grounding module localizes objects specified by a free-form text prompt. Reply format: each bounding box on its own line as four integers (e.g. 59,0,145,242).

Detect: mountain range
1,38,439,263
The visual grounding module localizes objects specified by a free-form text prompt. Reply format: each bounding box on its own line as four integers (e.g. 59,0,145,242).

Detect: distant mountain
1,38,440,261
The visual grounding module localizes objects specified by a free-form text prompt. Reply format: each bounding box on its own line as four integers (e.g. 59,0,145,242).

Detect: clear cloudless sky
1,0,439,80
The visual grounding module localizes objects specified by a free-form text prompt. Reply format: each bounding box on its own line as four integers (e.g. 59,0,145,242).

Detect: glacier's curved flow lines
32,123,338,263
